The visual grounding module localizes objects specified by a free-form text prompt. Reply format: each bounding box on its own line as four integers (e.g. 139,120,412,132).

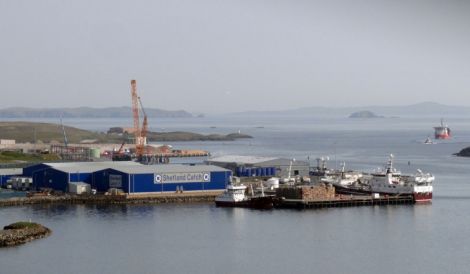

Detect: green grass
0,151,60,163
4,222,41,230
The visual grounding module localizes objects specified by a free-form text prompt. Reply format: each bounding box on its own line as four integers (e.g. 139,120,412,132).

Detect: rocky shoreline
0,222,51,247
454,147,470,157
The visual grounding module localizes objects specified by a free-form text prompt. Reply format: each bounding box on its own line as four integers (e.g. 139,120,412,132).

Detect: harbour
1,116,469,274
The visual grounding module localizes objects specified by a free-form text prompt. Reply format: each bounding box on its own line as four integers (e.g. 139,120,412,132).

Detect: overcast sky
1,0,469,113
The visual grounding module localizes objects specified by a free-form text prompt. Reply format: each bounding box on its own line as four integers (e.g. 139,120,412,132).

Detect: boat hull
413,192,433,203
331,185,432,203
215,196,274,209
435,133,450,140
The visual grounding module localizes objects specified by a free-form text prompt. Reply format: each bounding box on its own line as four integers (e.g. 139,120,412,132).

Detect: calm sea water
1,115,470,274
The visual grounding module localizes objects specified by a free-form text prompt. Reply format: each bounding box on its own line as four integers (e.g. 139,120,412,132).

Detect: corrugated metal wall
69,173,92,184
0,175,14,187
32,168,68,192
92,169,230,194
91,168,129,193
23,163,51,177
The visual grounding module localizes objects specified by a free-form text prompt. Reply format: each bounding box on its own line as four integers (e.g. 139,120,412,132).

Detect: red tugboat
434,119,451,139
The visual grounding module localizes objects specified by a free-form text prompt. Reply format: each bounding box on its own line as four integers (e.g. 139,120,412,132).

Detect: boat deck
276,195,415,209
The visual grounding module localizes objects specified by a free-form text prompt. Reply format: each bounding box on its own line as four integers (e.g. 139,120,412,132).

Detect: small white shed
68,182,91,195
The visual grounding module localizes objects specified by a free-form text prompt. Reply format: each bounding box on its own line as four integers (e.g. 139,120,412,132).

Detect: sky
1,0,469,113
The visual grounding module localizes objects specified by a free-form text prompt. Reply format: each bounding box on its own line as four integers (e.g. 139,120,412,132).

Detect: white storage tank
265,177,280,189
68,182,91,195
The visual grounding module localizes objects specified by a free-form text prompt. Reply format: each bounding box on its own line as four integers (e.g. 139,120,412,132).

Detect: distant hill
228,102,470,117
0,121,106,143
349,111,384,118
0,107,193,118
0,122,252,144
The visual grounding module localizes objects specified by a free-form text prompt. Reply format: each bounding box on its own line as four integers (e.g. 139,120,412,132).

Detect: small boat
215,184,274,209
424,137,434,144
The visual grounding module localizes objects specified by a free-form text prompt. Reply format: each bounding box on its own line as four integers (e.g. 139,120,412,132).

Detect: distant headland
0,107,193,118
0,122,252,144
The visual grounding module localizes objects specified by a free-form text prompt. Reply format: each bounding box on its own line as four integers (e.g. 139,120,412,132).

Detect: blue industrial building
0,168,23,188
25,162,142,192
24,162,231,194
92,165,231,194
205,155,310,178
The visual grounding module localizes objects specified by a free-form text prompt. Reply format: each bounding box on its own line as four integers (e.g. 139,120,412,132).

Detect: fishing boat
319,155,434,203
434,119,451,139
215,184,275,209
424,137,434,144
366,155,434,202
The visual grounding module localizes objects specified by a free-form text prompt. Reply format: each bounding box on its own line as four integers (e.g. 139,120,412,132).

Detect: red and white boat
367,155,434,203
321,155,434,203
434,119,451,139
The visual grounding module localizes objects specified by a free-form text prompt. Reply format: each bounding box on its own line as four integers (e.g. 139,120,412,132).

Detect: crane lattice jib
130,80,143,156
139,96,149,156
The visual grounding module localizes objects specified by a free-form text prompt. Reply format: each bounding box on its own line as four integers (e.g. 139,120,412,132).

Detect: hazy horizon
1,1,469,113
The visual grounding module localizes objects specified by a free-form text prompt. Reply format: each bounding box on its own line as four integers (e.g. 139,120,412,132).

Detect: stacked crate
276,184,335,201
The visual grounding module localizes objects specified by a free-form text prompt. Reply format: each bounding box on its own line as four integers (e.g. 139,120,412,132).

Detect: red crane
130,80,148,157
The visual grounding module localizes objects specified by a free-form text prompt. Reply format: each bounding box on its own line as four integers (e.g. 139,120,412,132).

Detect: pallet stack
276,184,335,201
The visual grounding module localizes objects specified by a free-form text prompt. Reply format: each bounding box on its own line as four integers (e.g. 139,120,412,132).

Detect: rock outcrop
454,147,470,157
0,222,51,247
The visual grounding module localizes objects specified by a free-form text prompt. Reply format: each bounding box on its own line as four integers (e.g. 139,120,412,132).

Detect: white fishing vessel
318,155,434,203
366,155,433,202
215,184,274,209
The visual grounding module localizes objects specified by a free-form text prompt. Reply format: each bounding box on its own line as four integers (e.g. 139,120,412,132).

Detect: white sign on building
154,173,210,184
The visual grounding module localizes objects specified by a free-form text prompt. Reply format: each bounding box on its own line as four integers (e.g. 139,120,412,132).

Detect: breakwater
0,222,51,247
0,192,223,207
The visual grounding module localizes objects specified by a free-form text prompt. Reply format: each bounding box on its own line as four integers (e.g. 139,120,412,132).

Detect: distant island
0,107,193,118
349,110,384,118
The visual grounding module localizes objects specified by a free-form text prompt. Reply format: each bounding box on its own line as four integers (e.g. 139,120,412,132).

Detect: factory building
92,165,231,194
24,161,230,194
205,155,310,178
0,168,22,188
25,162,142,192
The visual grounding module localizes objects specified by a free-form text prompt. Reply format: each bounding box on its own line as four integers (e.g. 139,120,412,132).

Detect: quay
276,195,415,209
0,191,223,207
0,191,417,209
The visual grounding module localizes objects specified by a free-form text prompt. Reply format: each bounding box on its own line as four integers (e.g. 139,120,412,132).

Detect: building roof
108,164,229,174
0,168,23,175
42,161,142,173
206,155,309,166
206,155,278,165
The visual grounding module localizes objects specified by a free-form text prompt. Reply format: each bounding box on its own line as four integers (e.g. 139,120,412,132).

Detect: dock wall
0,192,223,207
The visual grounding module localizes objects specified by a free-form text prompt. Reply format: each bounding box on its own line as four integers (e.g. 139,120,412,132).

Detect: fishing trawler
318,155,434,203
367,155,434,202
214,184,275,209
434,119,451,139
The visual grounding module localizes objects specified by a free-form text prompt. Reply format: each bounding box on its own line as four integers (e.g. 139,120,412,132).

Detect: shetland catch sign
154,172,211,184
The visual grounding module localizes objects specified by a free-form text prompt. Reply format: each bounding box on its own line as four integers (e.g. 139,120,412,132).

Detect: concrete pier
0,191,223,207
276,195,415,209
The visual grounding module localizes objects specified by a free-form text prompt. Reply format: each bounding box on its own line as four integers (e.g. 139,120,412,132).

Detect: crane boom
138,96,149,156
130,80,150,158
